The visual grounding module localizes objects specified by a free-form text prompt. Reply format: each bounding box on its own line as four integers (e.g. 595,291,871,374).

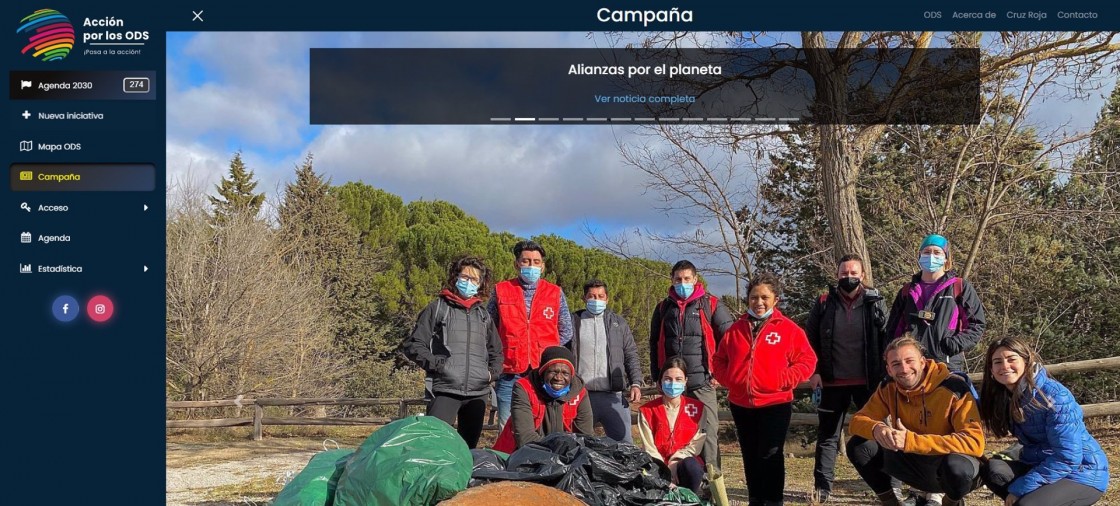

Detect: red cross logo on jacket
684,403,699,418
764,331,781,345
543,306,555,320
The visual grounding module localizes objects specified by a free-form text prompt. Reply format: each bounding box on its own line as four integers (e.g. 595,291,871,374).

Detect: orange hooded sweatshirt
849,359,984,457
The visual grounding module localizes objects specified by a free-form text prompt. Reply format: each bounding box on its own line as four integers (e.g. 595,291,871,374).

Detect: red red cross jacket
712,308,817,408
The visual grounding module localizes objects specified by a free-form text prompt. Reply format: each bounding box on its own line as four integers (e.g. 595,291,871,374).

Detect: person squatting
402,236,1109,506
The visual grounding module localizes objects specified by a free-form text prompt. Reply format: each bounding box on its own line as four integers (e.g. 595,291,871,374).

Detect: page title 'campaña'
597,7,693,27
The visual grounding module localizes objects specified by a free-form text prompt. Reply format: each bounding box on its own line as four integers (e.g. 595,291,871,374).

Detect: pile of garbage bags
274,417,702,506
471,433,702,505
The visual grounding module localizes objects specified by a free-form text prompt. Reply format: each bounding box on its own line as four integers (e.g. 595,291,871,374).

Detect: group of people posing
402,236,1109,506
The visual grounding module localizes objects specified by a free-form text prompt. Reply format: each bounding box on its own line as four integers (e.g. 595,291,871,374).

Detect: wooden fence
167,356,1120,440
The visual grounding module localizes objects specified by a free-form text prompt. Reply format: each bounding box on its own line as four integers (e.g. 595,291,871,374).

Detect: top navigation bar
26,1,1120,31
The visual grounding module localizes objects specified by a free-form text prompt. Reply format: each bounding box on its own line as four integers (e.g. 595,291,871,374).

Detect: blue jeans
589,391,633,443
495,373,521,428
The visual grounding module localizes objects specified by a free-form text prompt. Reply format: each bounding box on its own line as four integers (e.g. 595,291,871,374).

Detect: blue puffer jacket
1008,367,1110,497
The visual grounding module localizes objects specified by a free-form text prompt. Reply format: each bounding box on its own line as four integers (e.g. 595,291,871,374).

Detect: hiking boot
876,488,907,506
905,490,942,506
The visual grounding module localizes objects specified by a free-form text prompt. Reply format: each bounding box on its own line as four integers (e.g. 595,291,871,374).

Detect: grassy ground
167,424,1120,505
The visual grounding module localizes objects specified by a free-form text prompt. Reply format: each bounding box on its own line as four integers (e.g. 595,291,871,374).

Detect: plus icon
21,110,30,119
764,332,782,345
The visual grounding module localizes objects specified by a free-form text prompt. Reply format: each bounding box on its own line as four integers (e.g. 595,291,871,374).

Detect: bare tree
879,34,1119,279
622,32,1119,286
610,123,788,309
165,176,345,403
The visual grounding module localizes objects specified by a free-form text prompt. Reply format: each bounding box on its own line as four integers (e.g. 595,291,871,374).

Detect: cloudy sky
166,32,1110,295
166,33,685,241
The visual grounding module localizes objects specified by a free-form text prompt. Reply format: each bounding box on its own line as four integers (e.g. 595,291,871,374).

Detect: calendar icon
21,232,32,243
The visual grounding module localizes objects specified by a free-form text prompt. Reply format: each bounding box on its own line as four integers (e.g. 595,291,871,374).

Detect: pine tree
209,151,265,224
278,155,386,361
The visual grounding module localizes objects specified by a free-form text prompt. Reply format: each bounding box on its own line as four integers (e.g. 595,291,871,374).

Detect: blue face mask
747,307,774,320
673,283,695,299
455,278,479,298
520,266,542,284
662,380,687,398
586,299,607,315
919,254,946,273
542,383,570,399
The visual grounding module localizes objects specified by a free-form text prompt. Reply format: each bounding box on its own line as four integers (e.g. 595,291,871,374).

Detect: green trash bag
333,415,472,506
661,487,705,505
273,448,354,506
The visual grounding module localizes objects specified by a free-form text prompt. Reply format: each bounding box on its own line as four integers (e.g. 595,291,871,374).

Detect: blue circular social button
52,295,80,322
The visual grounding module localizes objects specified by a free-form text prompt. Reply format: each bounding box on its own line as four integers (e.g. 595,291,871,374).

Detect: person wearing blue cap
886,233,986,375
882,233,989,506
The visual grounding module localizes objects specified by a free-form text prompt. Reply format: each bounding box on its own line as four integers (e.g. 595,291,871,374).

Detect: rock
440,481,584,506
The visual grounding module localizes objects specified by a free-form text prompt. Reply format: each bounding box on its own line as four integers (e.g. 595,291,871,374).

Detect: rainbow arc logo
17,8,75,62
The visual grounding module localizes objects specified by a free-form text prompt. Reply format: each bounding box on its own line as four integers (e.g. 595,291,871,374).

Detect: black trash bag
472,444,572,483
468,448,510,487
473,433,677,506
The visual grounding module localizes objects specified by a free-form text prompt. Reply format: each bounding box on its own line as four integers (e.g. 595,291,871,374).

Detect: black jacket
649,289,735,389
805,285,889,383
885,271,986,372
402,294,503,397
568,309,643,392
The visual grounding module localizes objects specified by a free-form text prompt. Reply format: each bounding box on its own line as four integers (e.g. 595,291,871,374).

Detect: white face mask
747,307,773,319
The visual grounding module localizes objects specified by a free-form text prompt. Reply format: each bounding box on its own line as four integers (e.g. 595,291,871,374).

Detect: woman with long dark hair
978,337,1109,506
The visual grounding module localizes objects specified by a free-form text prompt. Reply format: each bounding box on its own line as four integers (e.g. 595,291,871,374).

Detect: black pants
982,458,1104,506
427,392,487,449
730,402,792,505
814,384,873,491
846,436,980,500
676,456,705,496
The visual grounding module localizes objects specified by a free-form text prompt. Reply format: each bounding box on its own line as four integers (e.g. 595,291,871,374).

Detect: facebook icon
52,295,79,322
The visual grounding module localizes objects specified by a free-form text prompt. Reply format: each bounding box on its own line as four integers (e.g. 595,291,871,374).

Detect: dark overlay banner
310,48,980,125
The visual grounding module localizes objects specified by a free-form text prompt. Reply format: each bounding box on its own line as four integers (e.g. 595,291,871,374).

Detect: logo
86,294,114,323
17,9,75,62
52,295,79,322
684,403,699,418
764,331,781,345
542,306,555,320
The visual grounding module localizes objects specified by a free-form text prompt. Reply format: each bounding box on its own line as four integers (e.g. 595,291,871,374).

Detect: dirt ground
166,425,1120,505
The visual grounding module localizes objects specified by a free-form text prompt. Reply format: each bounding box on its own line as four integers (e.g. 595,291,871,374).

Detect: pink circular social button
86,295,114,323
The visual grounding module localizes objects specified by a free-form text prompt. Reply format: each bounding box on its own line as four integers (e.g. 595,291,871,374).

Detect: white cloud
167,32,314,149
305,124,673,233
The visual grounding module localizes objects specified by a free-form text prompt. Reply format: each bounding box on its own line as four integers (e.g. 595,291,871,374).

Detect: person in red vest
638,356,708,495
649,260,735,466
713,272,817,506
488,240,573,428
492,346,592,452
